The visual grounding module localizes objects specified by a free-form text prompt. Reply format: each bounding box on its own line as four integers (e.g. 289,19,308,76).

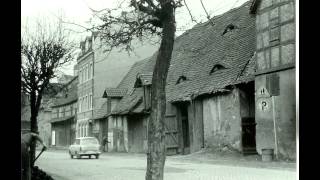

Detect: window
79,70,82,84
85,65,88,81
81,97,85,112
88,64,91,79
90,94,93,109
59,107,64,117
84,125,87,137
176,76,187,84
266,73,280,96
82,67,86,82
85,95,88,110
80,68,83,83
269,18,280,46
210,64,226,74
53,108,58,118
75,139,80,145
87,65,89,80
79,98,82,112
90,62,93,78
222,24,238,35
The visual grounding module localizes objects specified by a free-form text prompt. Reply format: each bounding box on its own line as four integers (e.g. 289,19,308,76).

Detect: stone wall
202,89,242,151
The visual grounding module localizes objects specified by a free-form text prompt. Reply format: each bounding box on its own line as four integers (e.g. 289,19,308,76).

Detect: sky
21,0,249,77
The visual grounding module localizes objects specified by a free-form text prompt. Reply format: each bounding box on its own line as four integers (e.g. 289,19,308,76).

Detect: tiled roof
134,73,153,87
50,115,75,123
111,55,156,115
111,88,144,115
103,88,127,98
166,1,256,102
112,1,256,113
93,100,109,120
51,78,78,107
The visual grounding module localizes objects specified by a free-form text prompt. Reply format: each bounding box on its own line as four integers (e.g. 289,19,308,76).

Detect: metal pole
272,96,278,159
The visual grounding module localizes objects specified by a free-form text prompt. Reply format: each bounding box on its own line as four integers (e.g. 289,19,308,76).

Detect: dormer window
222,24,238,35
210,64,226,74
176,75,187,84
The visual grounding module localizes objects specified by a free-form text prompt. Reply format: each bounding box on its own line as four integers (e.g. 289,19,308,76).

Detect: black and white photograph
21,0,297,179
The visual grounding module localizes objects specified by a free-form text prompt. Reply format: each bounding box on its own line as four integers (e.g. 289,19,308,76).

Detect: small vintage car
69,137,101,159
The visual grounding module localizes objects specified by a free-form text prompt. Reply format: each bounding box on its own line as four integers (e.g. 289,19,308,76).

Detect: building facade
250,0,296,160
50,77,78,147
76,36,94,138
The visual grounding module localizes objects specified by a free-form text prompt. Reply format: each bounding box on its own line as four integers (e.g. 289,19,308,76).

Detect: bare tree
89,0,186,179
21,19,74,166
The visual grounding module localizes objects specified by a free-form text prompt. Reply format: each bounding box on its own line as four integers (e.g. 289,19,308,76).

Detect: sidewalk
169,149,296,171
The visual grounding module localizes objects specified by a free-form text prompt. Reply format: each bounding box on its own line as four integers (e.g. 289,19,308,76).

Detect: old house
92,56,156,152
110,56,156,153
164,1,256,155
93,88,127,151
50,77,78,147
99,1,257,155
250,0,296,160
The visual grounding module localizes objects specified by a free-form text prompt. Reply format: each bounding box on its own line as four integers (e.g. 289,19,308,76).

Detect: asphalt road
35,150,296,180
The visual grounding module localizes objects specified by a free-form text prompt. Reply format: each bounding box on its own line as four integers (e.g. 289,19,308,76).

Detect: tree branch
200,0,214,26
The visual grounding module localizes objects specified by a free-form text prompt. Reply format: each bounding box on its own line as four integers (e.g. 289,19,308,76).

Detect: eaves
77,51,94,64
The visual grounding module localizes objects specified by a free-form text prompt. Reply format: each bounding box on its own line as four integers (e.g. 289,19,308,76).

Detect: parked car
69,137,101,159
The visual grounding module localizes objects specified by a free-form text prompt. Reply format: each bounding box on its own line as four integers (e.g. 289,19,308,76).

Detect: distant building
58,74,75,84
75,32,159,146
50,77,78,147
21,83,63,138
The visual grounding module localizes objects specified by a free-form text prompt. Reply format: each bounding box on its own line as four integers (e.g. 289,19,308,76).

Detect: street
35,150,296,180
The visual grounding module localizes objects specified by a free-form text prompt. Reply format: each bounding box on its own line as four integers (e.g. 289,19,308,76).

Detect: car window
75,139,80,145
81,138,98,145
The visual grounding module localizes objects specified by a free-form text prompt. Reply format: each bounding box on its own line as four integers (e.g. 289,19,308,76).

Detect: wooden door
164,114,179,155
242,117,257,155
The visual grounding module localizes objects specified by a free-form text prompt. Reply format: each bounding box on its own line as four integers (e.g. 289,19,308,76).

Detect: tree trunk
29,91,42,167
145,3,176,180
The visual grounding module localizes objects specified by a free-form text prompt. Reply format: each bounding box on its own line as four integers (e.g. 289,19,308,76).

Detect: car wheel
95,155,99,159
75,152,80,159
89,155,91,159
69,151,73,159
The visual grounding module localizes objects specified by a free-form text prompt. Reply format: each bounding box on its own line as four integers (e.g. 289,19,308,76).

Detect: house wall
109,116,128,152
254,0,296,160
255,69,296,160
127,115,147,153
202,89,242,151
187,100,204,153
51,119,73,147
107,116,114,152
165,102,179,155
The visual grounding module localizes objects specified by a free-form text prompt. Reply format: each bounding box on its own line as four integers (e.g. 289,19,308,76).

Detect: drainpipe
272,96,278,159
